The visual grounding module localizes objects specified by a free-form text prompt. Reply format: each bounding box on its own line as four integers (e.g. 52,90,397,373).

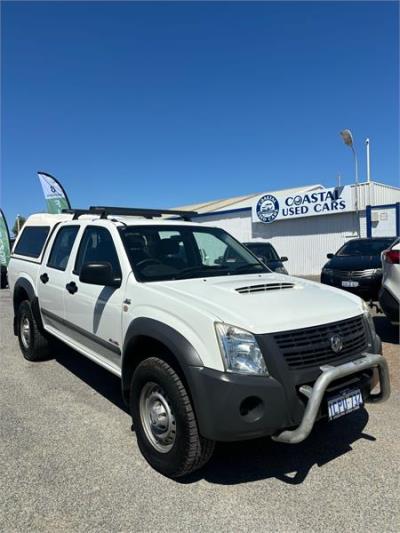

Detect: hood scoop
236,282,295,294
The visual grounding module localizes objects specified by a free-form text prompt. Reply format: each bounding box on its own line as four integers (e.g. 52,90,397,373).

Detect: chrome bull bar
272,353,390,444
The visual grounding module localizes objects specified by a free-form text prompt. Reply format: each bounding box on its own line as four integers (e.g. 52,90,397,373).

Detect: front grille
332,269,377,278
274,315,368,369
236,282,295,294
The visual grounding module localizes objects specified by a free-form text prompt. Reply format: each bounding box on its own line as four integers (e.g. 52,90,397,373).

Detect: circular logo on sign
294,195,302,206
256,194,279,223
330,334,343,353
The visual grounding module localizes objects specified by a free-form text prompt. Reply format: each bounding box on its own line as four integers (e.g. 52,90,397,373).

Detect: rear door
63,223,127,371
38,224,81,328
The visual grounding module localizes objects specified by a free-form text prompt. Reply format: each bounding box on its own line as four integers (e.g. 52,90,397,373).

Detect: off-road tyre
130,357,215,478
0,267,7,289
17,300,50,361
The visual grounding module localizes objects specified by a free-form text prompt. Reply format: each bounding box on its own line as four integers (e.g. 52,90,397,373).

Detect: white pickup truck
8,206,390,478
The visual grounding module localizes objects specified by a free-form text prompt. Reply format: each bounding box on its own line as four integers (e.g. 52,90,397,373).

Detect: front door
63,224,125,372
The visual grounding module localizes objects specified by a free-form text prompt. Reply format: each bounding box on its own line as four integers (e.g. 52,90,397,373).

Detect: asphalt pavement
1,288,399,532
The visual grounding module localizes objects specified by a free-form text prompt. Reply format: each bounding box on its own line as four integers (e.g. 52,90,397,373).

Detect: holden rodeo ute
8,206,390,477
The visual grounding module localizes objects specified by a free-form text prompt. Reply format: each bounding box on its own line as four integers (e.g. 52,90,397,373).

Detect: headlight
215,323,269,375
322,268,334,275
362,300,376,337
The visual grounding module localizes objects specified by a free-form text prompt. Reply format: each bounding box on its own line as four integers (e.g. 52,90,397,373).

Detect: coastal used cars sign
252,186,354,224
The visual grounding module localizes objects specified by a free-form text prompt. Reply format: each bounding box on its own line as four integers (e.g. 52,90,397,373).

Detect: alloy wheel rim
139,382,176,453
21,317,31,349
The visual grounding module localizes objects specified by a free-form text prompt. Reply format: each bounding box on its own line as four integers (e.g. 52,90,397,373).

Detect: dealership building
178,181,400,276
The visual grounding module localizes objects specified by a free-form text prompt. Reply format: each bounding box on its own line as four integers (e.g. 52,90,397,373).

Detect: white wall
190,181,399,275
199,211,363,276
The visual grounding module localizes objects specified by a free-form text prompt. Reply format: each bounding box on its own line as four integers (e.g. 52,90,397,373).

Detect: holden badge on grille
330,334,343,353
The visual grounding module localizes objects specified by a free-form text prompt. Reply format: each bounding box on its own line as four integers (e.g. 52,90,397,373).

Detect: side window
74,227,121,278
193,231,229,266
47,226,80,271
14,226,50,258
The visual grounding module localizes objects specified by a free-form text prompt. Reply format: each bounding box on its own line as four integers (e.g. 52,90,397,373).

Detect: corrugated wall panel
201,211,361,276
370,182,400,205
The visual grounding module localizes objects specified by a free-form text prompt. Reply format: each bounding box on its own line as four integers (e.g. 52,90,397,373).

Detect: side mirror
280,256,288,262
327,253,334,259
79,262,121,287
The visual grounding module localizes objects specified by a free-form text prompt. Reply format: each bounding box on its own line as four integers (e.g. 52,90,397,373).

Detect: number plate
342,280,359,287
327,388,363,420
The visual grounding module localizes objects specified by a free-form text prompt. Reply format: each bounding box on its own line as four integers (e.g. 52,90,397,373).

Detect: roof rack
62,206,198,221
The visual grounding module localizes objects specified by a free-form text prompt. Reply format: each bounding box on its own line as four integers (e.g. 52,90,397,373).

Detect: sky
1,1,399,226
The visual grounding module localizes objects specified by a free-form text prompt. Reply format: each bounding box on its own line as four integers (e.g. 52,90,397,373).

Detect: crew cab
8,206,390,478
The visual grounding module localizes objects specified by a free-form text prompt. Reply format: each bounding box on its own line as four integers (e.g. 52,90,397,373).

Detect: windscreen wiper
173,265,230,280
231,263,265,274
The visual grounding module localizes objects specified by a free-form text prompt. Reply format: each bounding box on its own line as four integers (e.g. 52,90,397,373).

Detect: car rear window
245,243,280,261
14,226,50,258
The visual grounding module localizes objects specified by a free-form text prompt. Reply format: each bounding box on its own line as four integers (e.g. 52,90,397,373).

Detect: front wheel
130,357,215,478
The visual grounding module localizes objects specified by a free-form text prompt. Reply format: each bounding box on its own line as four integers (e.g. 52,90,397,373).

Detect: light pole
365,138,371,182
340,129,360,236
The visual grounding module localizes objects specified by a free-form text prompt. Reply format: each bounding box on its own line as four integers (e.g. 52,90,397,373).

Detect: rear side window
47,226,80,271
14,226,50,258
247,244,279,261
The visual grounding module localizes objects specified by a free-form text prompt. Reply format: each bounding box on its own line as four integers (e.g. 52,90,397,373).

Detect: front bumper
272,352,390,443
321,271,382,300
185,335,388,443
379,287,399,323
185,366,290,441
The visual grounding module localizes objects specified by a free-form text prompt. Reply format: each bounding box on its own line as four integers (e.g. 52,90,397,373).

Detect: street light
340,129,359,185
340,129,360,236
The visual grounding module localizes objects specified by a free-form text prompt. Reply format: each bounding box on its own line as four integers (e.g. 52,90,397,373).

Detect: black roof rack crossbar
62,208,104,220
62,206,197,221
90,206,197,221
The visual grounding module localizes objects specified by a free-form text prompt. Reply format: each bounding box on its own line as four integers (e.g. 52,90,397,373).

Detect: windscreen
337,238,395,257
119,225,269,281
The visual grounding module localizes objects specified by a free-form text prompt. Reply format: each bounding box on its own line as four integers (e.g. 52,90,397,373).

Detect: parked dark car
243,241,288,274
321,237,397,301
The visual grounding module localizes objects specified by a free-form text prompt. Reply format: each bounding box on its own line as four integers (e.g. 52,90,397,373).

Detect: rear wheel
0,267,7,289
130,357,215,478
17,300,49,361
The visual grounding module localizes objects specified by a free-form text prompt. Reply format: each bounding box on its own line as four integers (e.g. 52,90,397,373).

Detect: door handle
40,273,49,284
66,281,78,294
